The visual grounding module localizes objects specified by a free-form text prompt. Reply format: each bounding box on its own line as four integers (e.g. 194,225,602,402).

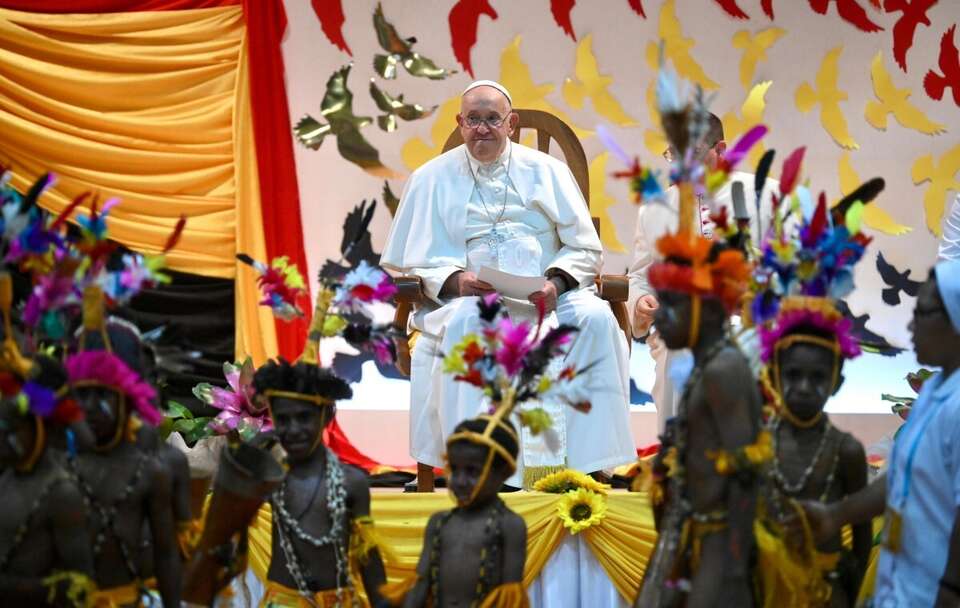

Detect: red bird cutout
449,0,499,77
925,25,960,106
761,0,776,18
627,0,646,18
885,0,937,72
714,0,751,19
311,0,351,56
551,0,577,40
808,0,884,32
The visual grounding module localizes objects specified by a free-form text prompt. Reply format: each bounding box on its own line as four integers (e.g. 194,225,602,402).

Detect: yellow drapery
247,492,656,605
0,6,276,361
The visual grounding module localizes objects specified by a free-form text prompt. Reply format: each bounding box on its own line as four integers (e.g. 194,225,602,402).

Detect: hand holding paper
477,266,546,300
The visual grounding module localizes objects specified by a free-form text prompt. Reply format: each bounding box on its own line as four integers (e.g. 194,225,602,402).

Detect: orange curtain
0,6,276,360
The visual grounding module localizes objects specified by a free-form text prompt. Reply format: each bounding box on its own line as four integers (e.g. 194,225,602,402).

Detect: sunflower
533,469,610,494
557,488,607,534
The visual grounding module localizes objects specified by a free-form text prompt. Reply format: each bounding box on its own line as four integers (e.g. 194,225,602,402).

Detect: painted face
446,440,507,508
778,341,839,422
910,277,951,367
75,386,123,445
458,86,517,164
653,290,695,350
271,397,330,462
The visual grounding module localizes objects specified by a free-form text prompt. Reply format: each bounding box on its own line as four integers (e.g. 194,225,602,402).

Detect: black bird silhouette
834,300,902,357
876,251,922,306
319,199,380,280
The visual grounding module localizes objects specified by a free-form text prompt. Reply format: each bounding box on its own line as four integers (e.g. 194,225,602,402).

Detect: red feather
50,192,90,231
311,0,352,56
805,193,829,245
761,0,776,18
714,0,751,19
886,0,937,72
779,147,806,197
627,0,646,18
924,25,960,106
163,215,187,254
808,0,884,32
550,0,577,40
448,0,499,77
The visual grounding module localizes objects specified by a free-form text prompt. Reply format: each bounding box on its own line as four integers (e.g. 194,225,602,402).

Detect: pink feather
723,124,768,168
779,146,806,197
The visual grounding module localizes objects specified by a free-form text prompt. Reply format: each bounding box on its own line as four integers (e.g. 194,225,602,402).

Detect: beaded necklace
69,450,148,581
771,417,840,501
270,446,356,607
428,497,505,607
0,471,62,571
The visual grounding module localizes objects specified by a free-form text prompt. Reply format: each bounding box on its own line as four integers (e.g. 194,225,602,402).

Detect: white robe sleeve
381,157,467,304
627,190,678,337
533,162,602,287
939,193,960,262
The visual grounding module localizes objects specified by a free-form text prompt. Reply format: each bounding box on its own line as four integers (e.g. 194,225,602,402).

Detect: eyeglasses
462,115,507,129
662,142,717,163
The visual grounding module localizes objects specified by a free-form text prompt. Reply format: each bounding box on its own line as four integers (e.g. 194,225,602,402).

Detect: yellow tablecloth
248,491,656,605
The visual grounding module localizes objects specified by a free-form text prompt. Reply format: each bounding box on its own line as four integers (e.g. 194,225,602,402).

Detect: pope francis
382,80,636,483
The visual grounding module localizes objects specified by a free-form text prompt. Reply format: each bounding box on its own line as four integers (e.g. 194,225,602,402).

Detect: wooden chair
392,109,632,492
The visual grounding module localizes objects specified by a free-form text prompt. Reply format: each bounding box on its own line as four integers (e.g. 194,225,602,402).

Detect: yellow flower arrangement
556,488,608,534
533,468,610,494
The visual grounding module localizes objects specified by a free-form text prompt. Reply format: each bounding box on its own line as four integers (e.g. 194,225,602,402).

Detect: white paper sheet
477,266,545,299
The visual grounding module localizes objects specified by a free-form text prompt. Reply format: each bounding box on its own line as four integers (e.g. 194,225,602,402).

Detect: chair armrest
596,274,628,303
394,275,426,304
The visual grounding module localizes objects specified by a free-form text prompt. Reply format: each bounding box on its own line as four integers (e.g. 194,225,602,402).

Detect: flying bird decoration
924,25,960,107
382,181,400,217
808,0,884,33
551,0,578,40
876,251,922,305
373,2,454,80
653,0,720,90
714,0,751,19
911,143,960,236
732,27,787,90
865,51,946,135
562,34,637,126
834,300,903,356
587,153,628,252
400,95,461,171
885,0,937,72
311,0,351,56
448,0,498,78
369,80,436,132
722,81,773,169
294,65,400,178
319,199,381,280
761,0,776,18
795,46,860,149
627,0,646,18
837,151,912,235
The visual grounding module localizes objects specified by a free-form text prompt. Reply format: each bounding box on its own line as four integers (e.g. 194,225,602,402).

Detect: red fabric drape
241,0,310,363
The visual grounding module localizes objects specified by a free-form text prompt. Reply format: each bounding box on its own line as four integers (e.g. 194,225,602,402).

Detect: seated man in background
382,80,635,483
628,113,778,431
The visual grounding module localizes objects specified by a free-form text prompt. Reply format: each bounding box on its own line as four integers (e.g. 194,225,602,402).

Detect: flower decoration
534,469,610,494
65,350,161,426
333,259,397,313
441,295,590,437
236,254,307,322
881,368,933,422
556,487,608,534
193,357,269,441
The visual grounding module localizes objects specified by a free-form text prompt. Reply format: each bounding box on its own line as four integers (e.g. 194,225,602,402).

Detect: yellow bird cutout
912,144,960,236
722,80,772,170
562,34,637,127
865,52,946,136
401,36,590,171
837,152,912,236
732,27,786,90
588,152,628,253
795,47,859,150
651,0,720,91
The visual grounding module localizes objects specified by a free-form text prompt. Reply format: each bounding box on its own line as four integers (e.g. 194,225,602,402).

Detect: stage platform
241,490,653,608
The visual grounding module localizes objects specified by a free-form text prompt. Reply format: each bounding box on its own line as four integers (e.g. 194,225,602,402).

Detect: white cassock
382,141,636,480
627,171,778,432
939,193,960,262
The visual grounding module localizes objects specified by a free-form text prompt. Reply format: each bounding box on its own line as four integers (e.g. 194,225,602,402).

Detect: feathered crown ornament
442,294,595,506
750,165,882,419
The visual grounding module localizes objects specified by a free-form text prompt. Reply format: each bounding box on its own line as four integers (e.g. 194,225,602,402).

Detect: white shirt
939,193,960,262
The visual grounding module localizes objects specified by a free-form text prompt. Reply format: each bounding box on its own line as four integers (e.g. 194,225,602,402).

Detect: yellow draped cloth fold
0,6,277,361
247,492,656,606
